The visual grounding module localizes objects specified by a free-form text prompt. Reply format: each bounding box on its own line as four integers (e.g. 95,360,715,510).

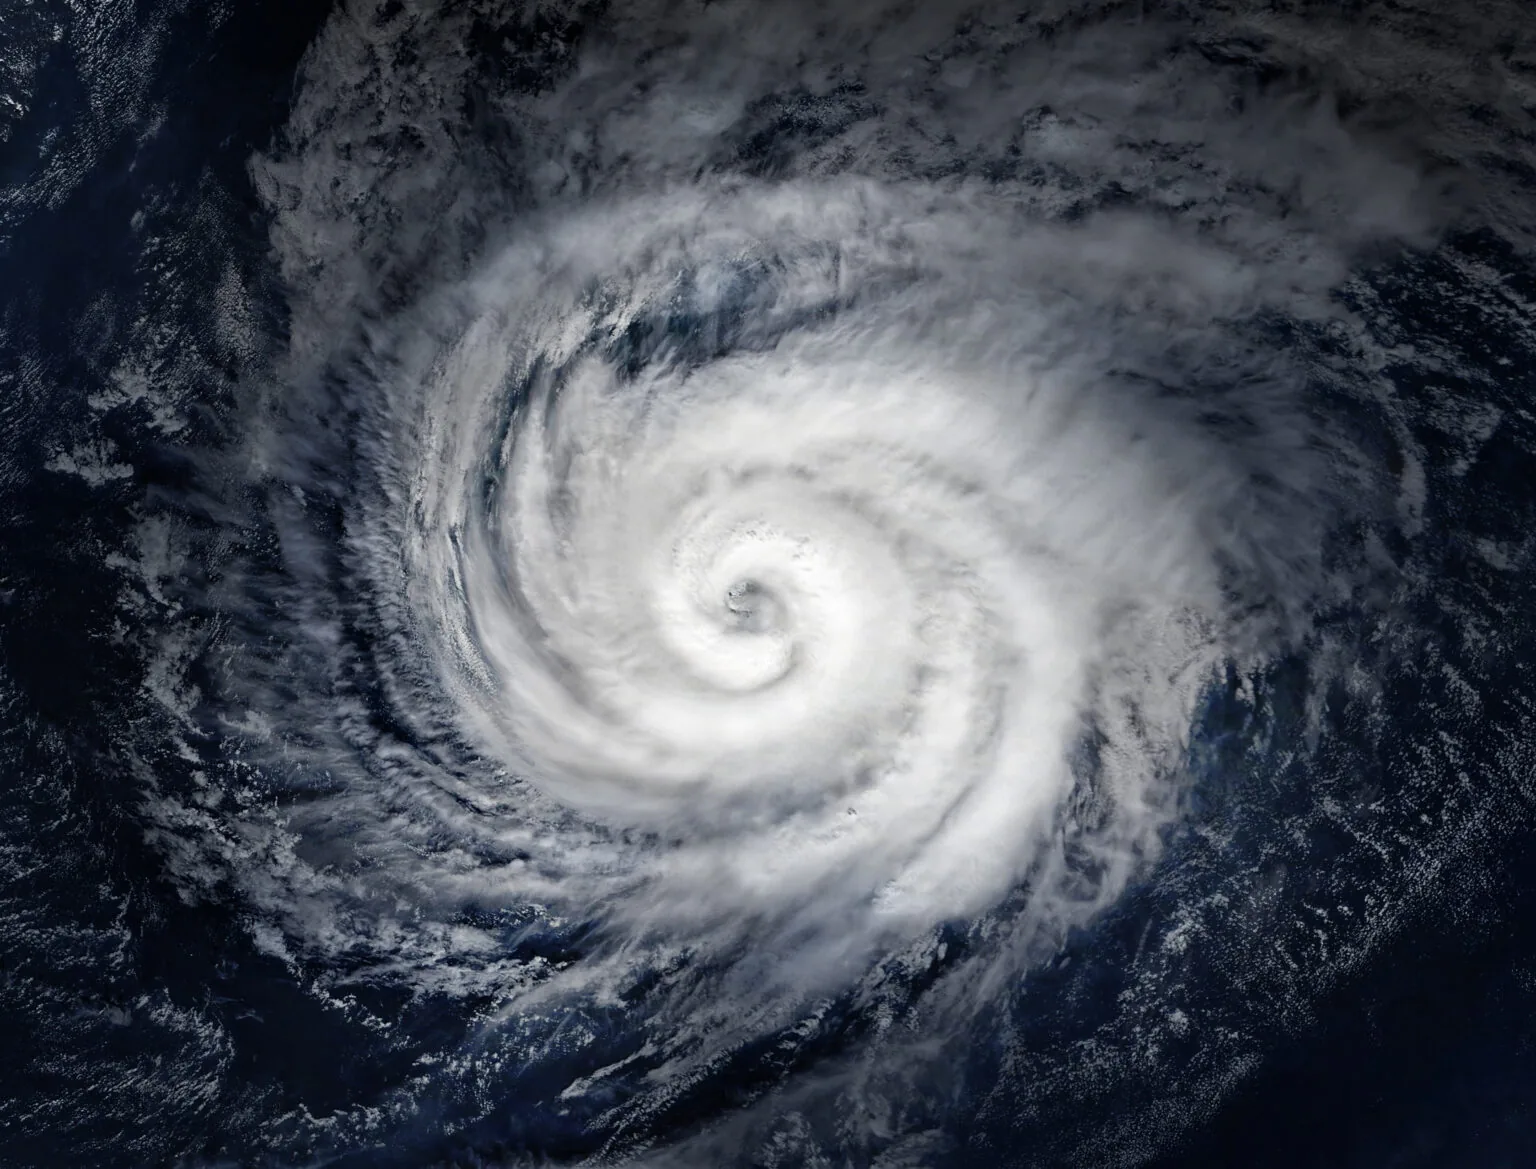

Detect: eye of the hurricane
654,527,802,694
723,579,777,634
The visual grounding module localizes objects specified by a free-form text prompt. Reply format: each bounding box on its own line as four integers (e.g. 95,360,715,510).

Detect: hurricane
4,0,1536,1166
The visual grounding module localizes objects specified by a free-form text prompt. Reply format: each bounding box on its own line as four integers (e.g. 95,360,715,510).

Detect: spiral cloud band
326,173,1317,956
242,184,1337,1157
163,0,1505,1159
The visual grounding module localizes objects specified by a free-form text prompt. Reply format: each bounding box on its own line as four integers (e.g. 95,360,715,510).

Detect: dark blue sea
2,2,1534,1166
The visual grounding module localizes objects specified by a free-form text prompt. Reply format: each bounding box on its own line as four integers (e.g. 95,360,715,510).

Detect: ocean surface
2,2,1535,1166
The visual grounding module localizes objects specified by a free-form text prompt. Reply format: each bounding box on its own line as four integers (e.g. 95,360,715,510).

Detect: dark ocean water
3,3,1535,1167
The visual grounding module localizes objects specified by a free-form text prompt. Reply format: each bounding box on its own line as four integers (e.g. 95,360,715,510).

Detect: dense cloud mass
3,1,1536,1166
